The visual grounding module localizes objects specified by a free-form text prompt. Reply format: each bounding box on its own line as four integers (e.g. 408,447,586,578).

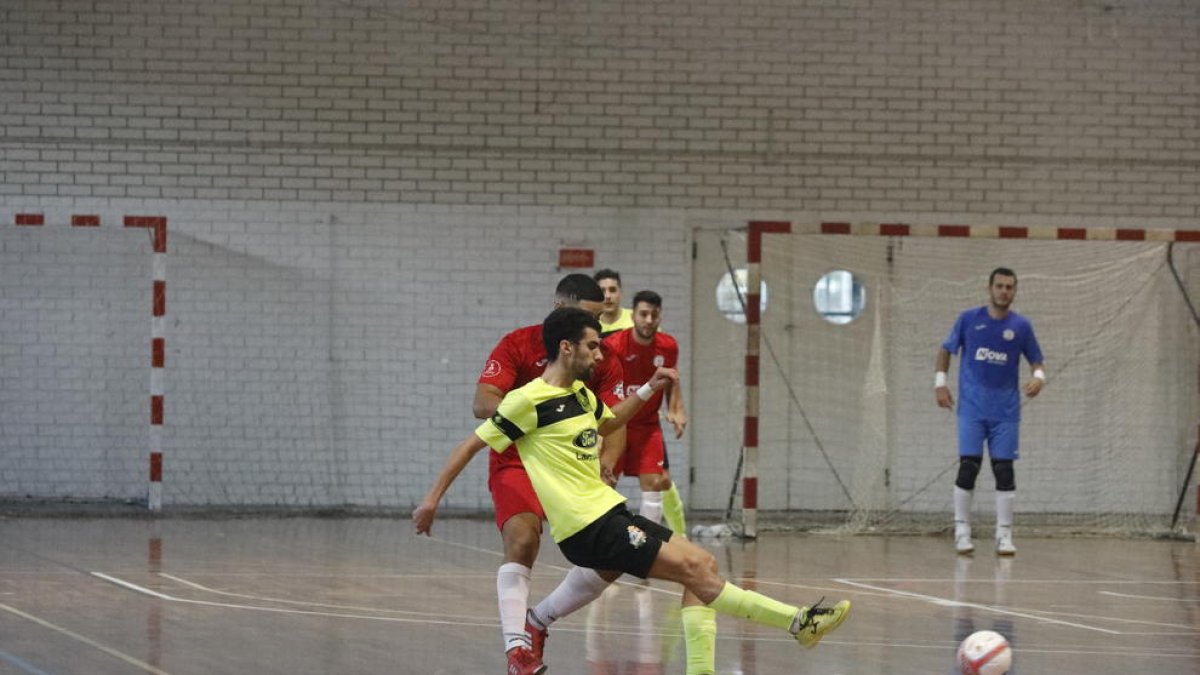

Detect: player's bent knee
955,456,982,490
501,516,542,562
992,459,1015,491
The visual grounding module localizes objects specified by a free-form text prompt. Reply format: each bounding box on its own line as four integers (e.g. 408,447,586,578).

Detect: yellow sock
662,482,688,537
707,582,798,631
681,605,716,675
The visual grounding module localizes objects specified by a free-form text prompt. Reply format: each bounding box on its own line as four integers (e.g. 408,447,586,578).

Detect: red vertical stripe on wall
742,477,758,508
152,281,166,316
743,418,758,448
744,355,759,387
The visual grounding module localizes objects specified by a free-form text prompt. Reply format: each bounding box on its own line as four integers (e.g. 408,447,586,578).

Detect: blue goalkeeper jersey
942,306,1043,422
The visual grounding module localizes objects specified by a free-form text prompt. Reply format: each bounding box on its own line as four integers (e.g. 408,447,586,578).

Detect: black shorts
558,503,674,579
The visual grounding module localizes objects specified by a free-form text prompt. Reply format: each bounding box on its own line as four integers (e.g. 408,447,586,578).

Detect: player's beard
573,359,595,382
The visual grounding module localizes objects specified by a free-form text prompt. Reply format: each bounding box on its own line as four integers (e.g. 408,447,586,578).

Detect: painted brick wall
2,0,1197,509
2,0,1197,219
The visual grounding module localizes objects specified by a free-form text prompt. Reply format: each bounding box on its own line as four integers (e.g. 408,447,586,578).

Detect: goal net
691,225,1200,537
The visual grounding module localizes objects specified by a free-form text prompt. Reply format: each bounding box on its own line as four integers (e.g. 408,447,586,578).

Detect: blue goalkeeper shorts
957,417,1020,461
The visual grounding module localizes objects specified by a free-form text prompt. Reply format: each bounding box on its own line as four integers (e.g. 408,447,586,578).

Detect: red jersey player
602,290,689,538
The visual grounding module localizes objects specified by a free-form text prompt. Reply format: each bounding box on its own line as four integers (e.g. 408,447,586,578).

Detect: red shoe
525,610,549,661
506,646,546,675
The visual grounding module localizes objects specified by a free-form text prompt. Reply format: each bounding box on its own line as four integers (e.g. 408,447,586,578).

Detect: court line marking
0,649,56,675
0,603,170,675
836,577,1200,585
824,579,1199,632
832,579,1123,635
91,572,499,629
157,572,491,619
1100,590,1200,603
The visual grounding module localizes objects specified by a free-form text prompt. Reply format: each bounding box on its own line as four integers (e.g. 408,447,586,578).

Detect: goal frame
737,220,1200,538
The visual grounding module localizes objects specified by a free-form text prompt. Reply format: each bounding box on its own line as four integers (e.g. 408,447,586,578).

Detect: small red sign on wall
558,248,595,268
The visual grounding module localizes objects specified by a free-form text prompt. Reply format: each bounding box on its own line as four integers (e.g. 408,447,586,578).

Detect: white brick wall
1,0,1198,509
2,0,1198,217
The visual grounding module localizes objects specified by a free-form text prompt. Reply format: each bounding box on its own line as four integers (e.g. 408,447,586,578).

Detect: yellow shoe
792,599,850,649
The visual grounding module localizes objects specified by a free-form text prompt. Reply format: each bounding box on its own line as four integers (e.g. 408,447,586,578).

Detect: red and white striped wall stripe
10,213,168,511
808,222,1200,241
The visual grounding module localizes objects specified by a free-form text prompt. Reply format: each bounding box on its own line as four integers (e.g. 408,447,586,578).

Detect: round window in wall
813,270,866,325
715,268,768,325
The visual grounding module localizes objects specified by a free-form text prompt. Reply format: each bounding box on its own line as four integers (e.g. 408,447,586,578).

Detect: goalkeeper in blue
936,267,1045,556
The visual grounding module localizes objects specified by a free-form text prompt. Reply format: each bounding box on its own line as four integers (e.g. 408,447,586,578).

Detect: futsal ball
957,630,1012,675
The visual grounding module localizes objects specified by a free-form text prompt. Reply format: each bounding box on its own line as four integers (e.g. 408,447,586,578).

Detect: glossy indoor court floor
0,516,1196,674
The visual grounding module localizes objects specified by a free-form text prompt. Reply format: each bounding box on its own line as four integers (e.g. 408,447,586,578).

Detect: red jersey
478,323,625,470
603,328,678,427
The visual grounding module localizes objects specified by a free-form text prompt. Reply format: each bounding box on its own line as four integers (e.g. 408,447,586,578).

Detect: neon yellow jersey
476,378,623,542
599,308,634,337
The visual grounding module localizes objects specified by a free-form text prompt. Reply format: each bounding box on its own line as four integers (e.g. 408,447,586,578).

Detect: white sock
531,566,610,627
954,486,974,533
497,562,532,652
996,490,1015,533
640,490,664,524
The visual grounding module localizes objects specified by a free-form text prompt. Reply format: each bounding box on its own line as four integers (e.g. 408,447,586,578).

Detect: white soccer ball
957,630,1012,675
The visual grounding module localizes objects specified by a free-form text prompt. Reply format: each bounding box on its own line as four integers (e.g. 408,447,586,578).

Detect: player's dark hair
631,290,662,309
543,307,602,360
989,267,1017,285
592,268,622,286
556,273,604,304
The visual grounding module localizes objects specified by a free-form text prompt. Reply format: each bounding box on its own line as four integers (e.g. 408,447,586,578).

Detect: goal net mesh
707,229,1199,537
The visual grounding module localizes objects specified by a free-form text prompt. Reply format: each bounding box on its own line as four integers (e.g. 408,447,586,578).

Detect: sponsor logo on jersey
974,347,1009,364
481,359,502,378
625,354,638,362
653,355,665,367
974,323,987,330
1002,329,1015,341
573,429,598,449
627,525,648,549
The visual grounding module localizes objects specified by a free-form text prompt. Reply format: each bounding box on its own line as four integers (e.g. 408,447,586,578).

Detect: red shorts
488,449,544,531
619,424,666,477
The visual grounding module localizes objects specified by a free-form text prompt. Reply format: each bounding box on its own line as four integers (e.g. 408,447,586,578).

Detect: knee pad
955,456,982,491
992,459,1015,491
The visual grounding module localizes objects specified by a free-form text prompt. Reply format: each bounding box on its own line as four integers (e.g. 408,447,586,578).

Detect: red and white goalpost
10,212,169,511
726,220,1200,538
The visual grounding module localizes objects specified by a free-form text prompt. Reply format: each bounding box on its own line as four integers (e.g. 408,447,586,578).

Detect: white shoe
955,527,975,555
996,530,1016,556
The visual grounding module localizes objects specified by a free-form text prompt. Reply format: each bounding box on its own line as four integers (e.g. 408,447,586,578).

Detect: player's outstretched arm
599,367,679,435
412,433,489,535
935,347,954,409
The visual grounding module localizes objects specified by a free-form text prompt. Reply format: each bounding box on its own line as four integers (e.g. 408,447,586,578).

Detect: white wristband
635,383,654,401
935,372,947,388
1033,368,1046,382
